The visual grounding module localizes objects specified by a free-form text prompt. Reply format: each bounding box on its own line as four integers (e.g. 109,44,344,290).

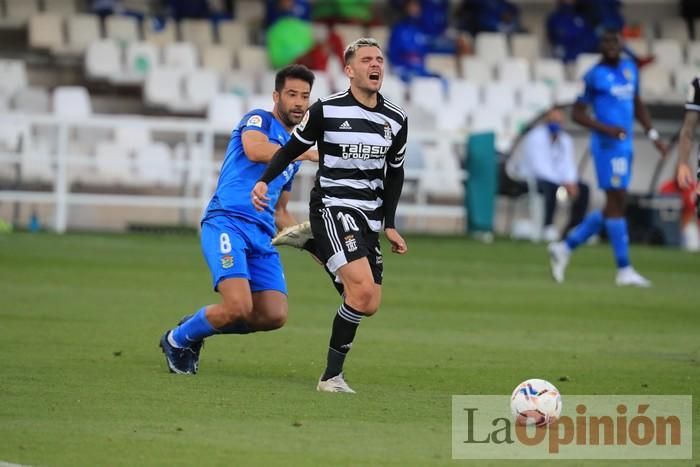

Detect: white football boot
615,267,651,288
547,241,570,284
316,373,356,393
272,221,313,248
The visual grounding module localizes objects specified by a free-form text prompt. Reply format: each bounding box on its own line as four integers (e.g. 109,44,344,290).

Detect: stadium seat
183,69,220,110
218,21,250,49
379,73,407,107
652,39,684,68
511,34,540,61
368,25,389,49
105,15,140,45
163,42,199,70
65,14,101,55
625,38,649,57
482,82,518,113
144,18,177,47
448,79,479,113
686,41,700,66
0,59,27,96
574,53,600,79
311,71,332,100
640,63,672,100
181,19,215,50
460,57,492,84
554,81,582,105
207,94,245,132
144,68,185,108
95,142,134,185
673,66,697,98
474,32,509,63
237,46,270,73
658,18,689,43
202,46,234,73
470,109,506,134
12,87,50,114
519,82,552,114
409,77,445,110
124,42,158,81
85,40,122,80
246,94,273,112
52,86,92,117
135,142,176,186
4,0,39,26
235,0,265,23
495,58,531,85
223,70,256,97
435,104,469,131
43,0,77,15
334,24,366,48
533,59,566,87
28,14,64,51
425,54,459,78
421,140,463,200
115,124,151,150
507,108,539,137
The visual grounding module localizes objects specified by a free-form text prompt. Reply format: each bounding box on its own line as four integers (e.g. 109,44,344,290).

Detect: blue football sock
565,210,603,250
171,307,217,347
604,217,630,268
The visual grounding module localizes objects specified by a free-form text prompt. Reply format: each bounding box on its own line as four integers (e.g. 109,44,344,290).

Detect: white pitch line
0,461,31,467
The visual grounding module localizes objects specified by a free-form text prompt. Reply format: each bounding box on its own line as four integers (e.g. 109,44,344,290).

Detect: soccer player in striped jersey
676,75,700,218
252,38,409,393
158,65,318,375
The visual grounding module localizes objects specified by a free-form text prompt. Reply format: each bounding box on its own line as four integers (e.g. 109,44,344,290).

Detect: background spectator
547,0,597,63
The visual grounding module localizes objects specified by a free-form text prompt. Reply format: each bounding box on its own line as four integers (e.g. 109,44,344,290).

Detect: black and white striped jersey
686,76,700,113
291,89,408,232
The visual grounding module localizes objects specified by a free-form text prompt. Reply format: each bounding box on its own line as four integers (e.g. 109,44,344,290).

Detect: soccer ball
510,378,562,427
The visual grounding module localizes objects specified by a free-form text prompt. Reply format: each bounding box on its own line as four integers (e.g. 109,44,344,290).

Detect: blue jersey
202,109,301,237
578,58,639,156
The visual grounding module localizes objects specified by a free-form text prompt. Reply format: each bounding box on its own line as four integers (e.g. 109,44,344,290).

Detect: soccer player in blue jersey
159,65,318,374
548,30,668,287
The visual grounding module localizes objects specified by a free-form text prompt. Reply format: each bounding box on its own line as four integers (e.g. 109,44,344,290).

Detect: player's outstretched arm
634,95,669,157
677,110,699,189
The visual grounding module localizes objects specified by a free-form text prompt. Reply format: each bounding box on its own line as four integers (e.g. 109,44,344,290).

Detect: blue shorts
592,149,633,190
200,216,287,294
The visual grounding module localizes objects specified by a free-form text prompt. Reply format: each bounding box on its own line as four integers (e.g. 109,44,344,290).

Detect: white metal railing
0,112,469,233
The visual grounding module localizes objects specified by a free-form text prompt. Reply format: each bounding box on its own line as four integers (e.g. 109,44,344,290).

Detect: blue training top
577,57,639,155
202,109,301,237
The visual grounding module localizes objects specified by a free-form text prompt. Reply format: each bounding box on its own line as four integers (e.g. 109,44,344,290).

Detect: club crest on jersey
384,122,392,142
246,115,263,127
344,234,358,252
221,255,234,269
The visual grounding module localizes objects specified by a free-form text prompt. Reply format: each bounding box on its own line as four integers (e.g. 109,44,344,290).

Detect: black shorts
309,205,383,285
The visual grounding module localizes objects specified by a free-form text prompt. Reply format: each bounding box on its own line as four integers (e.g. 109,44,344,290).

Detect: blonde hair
343,37,381,64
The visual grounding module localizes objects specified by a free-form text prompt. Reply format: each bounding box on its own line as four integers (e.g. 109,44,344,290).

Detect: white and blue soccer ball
510,378,562,426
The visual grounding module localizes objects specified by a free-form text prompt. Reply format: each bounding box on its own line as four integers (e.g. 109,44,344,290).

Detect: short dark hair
344,37,381,64
275,65,315,92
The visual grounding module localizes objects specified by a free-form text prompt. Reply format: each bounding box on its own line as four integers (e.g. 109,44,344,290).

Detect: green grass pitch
0,232,698,466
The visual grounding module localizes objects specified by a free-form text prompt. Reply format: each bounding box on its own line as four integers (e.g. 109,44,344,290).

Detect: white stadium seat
368,25,390,49
235,0,265,23
482,82,517,113
43,0,77,15
144,68,185,108
554,81,582,105
237,46,269,73
575,53,600,79
640,63,672,100
95,142,134,185
144,18,177,47
435,104,469,131
125,42,159,81
12,87,50,114
460,57,492,84
496,58,530,85
380,74,407,107
163,42,199,70
183,69,220,110
470,109,506,134
115,124,152,150
519,82,552,114
409,76,445,110
625,38,649,57
658,18,689,43
208,94,245,132
218,21,250,49
181,19,215,50
687,42,700,67
65,14,101,55
475,32,509,63
135,142,175,186
52,86,92,117
0,59,27,96
673,66,698,97
29,14,64,51
448,79,479,113
246,94,273,112
223,70,256,97
334,24,366,48
425,54,459,78
511,34,540,61
652,39,684,68
105,15,140,45
85,40,122,80
533,59,566,87
202,46,234,73
311,72,332,100
4,0,39,26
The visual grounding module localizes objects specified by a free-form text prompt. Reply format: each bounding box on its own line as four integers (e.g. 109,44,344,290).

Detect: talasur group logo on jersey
339,143,389,160
221,255,234,269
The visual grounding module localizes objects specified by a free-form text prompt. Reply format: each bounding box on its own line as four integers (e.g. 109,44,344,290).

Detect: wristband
647,128,659,141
